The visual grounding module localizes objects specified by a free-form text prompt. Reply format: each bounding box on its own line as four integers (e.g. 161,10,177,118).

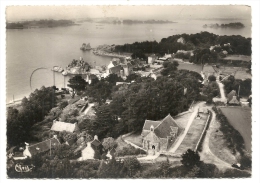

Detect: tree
105,73,123,84
208,75,216,82
98,158,125,178
126,73,141,82
123,157,141,177
58,101,68,109
161,61,179,76
181,149,200,168
102,137,118,150
131,51,147,60
67,75,87,96
7,86,57,146
185,165,200,178
159,157,170,177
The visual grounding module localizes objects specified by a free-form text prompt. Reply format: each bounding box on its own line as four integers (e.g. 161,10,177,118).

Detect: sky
6,5,251,22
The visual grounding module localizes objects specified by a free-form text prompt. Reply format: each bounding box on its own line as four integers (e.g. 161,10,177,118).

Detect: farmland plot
220,107,251,152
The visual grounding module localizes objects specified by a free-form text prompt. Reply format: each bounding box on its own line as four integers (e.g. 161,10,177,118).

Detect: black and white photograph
1,1,259,180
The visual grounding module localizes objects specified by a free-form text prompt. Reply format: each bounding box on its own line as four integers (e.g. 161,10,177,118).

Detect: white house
79,142,95,160
177,37,185,44
51,120,79,133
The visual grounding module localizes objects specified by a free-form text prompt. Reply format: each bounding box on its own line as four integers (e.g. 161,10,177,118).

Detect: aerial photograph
5,5,254,179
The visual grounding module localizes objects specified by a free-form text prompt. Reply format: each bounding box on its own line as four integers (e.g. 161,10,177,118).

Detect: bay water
6,19,251,103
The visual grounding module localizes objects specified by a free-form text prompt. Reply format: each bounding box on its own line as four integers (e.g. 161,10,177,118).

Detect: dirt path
83,103,94,115
169,102,205,153
213,80,227,103
199,108,231,171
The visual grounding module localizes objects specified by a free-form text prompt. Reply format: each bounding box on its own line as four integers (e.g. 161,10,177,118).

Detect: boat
52,66,63,72
58,67,64,73
80,43,91,51
62,70,68,76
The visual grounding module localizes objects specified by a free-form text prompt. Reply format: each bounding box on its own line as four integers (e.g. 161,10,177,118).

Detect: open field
223,55,251,62
177,62,203,74
219,66,251,80
220,107,251,152
234,70,251,80
115,136,129,151
174,113,208,156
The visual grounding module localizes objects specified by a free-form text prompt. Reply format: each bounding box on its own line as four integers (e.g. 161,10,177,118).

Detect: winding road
199,109,231,170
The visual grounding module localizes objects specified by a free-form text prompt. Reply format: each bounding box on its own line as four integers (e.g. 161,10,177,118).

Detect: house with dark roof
75,135,102,160
141,114,181,152
91,135,102,150
51,120,80,133
227,90,237,103
23,136,60,158
107,60,119,70
108,65,123,77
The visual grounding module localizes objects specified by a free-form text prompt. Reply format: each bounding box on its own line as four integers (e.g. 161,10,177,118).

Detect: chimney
94,135,98,140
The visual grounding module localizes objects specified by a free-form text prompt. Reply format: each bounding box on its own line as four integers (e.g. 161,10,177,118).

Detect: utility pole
50,140,52,156
53,70,55,86
238,84,240,98
64,76,65,88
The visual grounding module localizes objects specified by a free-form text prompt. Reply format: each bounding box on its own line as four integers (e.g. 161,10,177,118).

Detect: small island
6,19,77,29
203,22,245,29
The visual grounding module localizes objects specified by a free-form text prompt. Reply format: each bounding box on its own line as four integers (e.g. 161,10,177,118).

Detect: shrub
208,75,216,82
116,145,146,156
239,154,252,169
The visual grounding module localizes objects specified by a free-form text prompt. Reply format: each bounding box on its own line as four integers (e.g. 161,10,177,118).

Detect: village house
148,54,157,64
76,135,102,161
227,90,240,105
141,114,181,153
51,120,80,133
22,135,60,158
106,148,116,159
177,37,185,44
107,60,119,70
176,50,194,56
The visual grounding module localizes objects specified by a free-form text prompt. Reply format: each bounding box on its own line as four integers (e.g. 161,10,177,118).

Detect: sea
6,19,251,103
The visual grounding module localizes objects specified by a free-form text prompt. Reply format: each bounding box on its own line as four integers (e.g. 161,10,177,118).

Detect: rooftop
28,137,60,156
51,121,79,133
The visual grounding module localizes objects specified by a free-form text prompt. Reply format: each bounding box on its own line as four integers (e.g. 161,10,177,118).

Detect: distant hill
203,22,245,29
6,19,77,29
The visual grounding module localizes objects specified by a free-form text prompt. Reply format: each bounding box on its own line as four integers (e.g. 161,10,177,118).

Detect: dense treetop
114,31,251,57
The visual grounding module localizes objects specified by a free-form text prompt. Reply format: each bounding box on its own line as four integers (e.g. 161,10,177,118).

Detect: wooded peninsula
6,19,77,29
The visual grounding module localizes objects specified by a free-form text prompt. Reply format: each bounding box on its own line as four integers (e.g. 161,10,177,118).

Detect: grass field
220,107,251,152
123,131,143,147
115,136,130,151
174,112,192,129
234,70,251,80
209,119,237,164
177,62,203,74
174,113,208,156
